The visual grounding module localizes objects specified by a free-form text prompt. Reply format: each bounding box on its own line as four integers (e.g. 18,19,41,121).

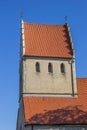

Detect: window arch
48,63,53,73
60,63,65,73
36,62,40,72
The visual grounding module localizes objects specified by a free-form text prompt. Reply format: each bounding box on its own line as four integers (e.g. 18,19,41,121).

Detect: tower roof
23,21,73,58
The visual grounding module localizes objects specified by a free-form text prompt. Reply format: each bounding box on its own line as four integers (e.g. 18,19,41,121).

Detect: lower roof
23,78,87,125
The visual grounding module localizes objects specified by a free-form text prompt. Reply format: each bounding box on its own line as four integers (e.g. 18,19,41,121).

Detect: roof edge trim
66,23,75,58
24,123,87,126
23,55,73,59
21,19,25,55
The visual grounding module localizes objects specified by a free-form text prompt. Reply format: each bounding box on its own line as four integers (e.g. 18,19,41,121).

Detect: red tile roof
23,78,87,125
24,22,73,58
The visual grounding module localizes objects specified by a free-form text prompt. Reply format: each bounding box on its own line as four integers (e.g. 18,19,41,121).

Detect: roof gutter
71,60,75,96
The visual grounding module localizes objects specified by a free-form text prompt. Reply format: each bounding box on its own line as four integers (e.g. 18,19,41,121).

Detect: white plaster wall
23,57,77,95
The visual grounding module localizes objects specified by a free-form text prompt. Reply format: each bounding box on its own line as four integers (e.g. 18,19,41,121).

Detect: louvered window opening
61,63,65,74
36,62,40,72
48,63,53,73
35,62,65,74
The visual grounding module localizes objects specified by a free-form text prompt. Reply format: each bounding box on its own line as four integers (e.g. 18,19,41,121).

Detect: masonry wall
25,125,87,130
22,57,77,96
16,99,25,130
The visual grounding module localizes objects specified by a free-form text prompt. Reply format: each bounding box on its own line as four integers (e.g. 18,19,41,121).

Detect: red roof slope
23,78,87,125
24,22,73,58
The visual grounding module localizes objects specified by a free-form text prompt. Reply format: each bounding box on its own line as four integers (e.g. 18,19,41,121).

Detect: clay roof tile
23,22,73,58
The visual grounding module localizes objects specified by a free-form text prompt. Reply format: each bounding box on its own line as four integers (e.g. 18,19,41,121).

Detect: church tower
19,20,77,99
16,20,87,130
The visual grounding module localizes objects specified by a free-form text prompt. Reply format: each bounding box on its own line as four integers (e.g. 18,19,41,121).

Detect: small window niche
60,63,65,74
36,62,40,72
48,63,53,73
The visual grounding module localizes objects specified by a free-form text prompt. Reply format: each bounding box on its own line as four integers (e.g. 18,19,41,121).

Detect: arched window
60,63,65,74
36,62,40,72
48,63,53,73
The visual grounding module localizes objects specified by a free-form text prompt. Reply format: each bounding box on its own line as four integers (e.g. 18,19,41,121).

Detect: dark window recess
48,63,53,73
36,62,40,72
61,63,65,73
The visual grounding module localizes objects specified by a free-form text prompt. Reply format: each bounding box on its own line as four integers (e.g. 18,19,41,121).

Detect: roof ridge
24,21,65,26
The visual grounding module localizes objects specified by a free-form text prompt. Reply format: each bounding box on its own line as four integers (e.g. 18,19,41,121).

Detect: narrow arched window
60,63,65,74
48,63,53,73
36,62,40,72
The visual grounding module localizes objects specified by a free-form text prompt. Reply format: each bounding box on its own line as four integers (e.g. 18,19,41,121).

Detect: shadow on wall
28,105,87,124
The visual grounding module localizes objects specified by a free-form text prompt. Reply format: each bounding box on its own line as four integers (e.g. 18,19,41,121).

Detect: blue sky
0,0,87,130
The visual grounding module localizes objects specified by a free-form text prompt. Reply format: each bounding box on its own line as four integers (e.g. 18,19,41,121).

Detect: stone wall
22,57,77,96
25,125,87,130
16,99,25,130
